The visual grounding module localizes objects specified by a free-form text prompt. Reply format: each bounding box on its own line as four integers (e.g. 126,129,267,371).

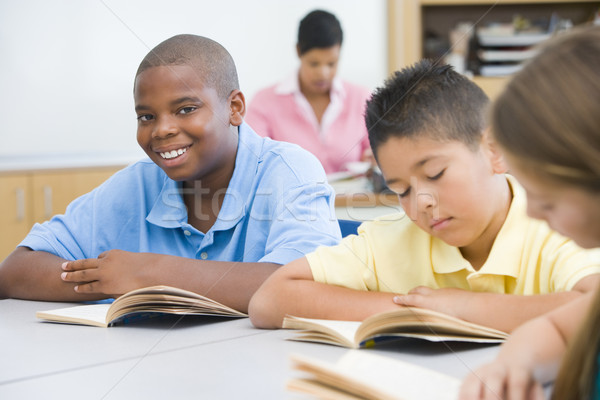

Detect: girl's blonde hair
552,289,600,399
492,25,600,398
491,25,600,193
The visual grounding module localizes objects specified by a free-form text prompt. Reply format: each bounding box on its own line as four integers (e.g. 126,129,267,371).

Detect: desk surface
331,177,402,222
0,299,500,399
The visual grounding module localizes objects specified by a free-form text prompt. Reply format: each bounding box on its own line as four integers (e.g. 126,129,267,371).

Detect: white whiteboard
0,0,386,159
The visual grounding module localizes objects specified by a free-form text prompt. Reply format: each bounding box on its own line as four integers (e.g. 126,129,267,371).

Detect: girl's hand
459,361,545,400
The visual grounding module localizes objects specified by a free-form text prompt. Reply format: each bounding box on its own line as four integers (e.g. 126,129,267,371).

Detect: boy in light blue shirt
0,34,341,312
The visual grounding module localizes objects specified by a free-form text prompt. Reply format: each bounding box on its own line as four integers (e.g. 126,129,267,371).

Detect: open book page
36,304,112,327
36,286,246,327
110,286,245,317
283,316,362,348
289,351,460,400
283,307,507,348
358,308,508,342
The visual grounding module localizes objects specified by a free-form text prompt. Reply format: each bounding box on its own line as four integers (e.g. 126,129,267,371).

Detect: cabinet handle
43,185,53,219
15,187,25,221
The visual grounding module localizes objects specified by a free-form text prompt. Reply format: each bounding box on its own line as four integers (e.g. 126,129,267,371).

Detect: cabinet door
31,168,122,223
0,174,32,260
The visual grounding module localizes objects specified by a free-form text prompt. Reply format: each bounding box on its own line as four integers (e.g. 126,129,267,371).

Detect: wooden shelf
388,0,599,98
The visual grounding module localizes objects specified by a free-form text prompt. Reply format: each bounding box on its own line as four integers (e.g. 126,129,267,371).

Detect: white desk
0,299,500,399
332,177,402,222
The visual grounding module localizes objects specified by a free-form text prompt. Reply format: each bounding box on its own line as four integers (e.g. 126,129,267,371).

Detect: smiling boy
0,35,341,312
249,60,600,330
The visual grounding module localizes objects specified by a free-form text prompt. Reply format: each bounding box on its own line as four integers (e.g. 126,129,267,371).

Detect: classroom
2,1,599,399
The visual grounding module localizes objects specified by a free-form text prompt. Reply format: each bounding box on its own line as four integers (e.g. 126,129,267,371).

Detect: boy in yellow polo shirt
249,60,600,332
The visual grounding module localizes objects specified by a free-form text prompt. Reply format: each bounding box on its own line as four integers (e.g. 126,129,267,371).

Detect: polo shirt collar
431,175,523,278
146,122,261,231
147,177,187,228
431,240,472,274
213,122,261,231
476,175,525,278
274,70,346,99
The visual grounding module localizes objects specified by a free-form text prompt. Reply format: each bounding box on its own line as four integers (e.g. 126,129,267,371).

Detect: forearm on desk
0,247,280,311
140,256,280,313
397,275,600,333
0,247,106,301
456,287,593,334
249,257,399,329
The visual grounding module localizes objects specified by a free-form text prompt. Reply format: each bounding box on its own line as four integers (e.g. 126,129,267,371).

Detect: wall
0,0,387,160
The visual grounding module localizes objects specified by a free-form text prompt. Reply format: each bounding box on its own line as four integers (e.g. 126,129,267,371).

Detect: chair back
338,219,361,237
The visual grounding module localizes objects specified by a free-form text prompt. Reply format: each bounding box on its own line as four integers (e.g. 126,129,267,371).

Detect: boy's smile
133,65,239,185
377,136,511,261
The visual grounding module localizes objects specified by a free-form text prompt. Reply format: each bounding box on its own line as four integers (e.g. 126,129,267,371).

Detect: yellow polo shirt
308,176,600,294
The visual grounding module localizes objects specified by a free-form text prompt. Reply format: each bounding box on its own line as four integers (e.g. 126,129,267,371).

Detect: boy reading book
0,34,341,313
249,60,600,331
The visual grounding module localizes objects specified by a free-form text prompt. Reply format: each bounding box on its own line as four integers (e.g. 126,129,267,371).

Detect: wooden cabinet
388,0,599,98
30,169,121,223
0,167,123,260
0,174,33,261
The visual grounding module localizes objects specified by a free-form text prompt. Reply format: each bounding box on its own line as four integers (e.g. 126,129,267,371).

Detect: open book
283,307,508,348
288,352,460,400
36,285,246,327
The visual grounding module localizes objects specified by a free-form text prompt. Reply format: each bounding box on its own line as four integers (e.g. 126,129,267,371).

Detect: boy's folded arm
56,249,281,313
248,256,399,329
0,247,280,312
153,258,281,314
397,274,600,333
0,247,106,301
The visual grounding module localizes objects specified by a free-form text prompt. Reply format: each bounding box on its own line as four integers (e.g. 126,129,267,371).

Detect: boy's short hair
135,34,239,100
365,59,489,157
297,10,343,55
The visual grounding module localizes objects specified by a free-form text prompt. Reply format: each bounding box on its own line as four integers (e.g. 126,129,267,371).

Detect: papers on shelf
479,64,524,77
478,48,539,62
477,26,551,47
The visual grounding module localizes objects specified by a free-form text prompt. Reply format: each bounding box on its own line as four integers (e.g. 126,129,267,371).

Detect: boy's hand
60,250,158,296
459,361,545,400
392,286,471,318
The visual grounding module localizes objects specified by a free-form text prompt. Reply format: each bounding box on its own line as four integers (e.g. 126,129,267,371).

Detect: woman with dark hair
246,10,372,174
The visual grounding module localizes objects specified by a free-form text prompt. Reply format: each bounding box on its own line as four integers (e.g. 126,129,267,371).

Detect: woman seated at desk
245,9,372,174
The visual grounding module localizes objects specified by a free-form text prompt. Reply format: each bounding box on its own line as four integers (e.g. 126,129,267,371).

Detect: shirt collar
146,122,262,231
147,177,187,228
214,122,262,230
476,174,526,278
431,240,473,274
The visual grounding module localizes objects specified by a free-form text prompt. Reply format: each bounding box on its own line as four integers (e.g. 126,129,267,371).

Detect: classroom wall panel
0,0,386,158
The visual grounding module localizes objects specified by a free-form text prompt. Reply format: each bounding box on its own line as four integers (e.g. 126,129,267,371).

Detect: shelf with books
388,0,600,98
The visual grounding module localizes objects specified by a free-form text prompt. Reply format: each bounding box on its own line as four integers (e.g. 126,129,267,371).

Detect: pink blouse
245,73,371,174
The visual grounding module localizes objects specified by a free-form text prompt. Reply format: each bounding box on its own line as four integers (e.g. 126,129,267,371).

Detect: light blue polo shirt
20,123,341,264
